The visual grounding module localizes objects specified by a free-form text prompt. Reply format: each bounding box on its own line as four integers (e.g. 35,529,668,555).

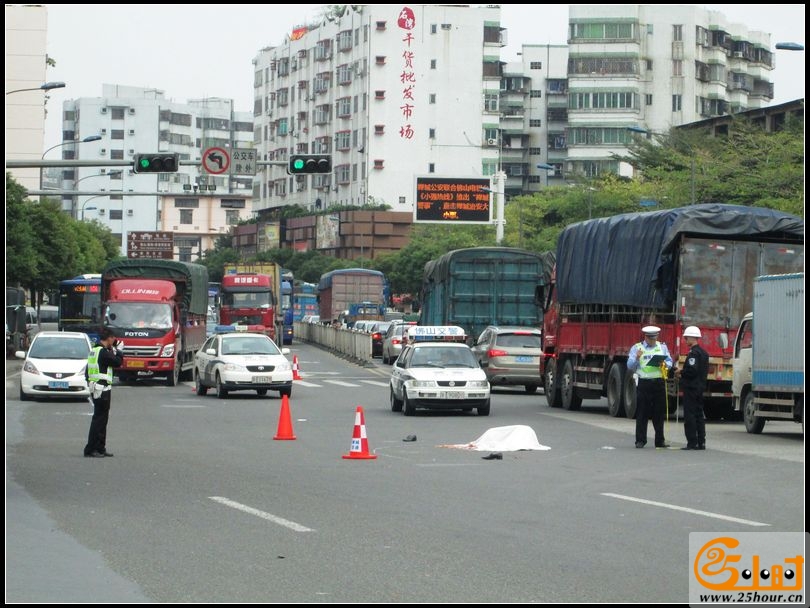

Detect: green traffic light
139,158,151,169
293,158,305,171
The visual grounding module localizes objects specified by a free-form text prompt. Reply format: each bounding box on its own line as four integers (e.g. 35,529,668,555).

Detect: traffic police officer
627,325,674,448
676,326,709,450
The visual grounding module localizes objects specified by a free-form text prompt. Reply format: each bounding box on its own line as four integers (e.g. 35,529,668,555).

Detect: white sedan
16,331,93,401
194,332,293,398
390,341,490,416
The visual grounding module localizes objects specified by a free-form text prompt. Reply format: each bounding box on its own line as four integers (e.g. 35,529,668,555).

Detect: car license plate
516,356,533,363
443,391,464,399
48,381,69,389
128,361,145,368
252,376,272,383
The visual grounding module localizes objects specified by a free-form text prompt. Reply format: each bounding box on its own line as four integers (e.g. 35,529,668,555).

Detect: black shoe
696,444,706,450
102,452,114,457
482,452,503,460
635,442,645,448
681,445,697,450
84,451,105,458
655,443,671,449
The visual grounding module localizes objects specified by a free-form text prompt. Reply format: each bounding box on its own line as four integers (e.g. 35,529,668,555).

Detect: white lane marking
161,404,207,408
293,380,321,387
324,380,362,387
209,496,315,532
601,493,770,527
360,380,390,387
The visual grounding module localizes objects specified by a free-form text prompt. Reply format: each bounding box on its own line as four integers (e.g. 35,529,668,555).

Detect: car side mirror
206,348,216,355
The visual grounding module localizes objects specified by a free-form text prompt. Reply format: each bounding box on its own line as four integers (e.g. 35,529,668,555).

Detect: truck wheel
561,359,582,410
544,359,562,408
194,370,208,396
743,392,765,434
390,387,403,412
216,373,228,399
167,360,180,387
606,364,626,417
623,372,637,419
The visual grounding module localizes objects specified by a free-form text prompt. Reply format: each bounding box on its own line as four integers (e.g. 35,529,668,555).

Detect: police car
389,326,490,416
193,325,293,399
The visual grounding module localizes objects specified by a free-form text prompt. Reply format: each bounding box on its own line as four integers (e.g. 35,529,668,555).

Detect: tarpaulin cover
555,204,803,308
439,425,551,451
102,259,209,315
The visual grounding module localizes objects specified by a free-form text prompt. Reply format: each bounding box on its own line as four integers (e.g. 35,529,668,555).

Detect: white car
16,331,93,401
389,328,490,416
194,331,293,398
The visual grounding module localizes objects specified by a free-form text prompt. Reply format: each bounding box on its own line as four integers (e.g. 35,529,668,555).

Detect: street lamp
775,42,804,51
81,195,105,221
5,81,66,96
81,206,98,221
627,126,696,205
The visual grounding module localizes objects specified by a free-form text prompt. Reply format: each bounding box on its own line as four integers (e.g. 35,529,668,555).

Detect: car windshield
29,336,90,360
221,336,280,356
497,333,542,348
410,346,477,368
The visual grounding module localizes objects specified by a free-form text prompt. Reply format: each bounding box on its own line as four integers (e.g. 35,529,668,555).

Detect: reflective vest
87,346,114,386
635,342,667,379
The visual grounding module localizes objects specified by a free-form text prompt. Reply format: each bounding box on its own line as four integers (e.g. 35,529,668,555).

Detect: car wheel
561,359,582,410
390,387,403,412
216,373,228,398
606,363,626,417
195,370,208,396
524,384,538,394
403,391,415,416
544,358,562,408
279,386,292,398
382,351,390,365
19,384,30,401
743,392,765,434
478,399,491,416
257,389,268,396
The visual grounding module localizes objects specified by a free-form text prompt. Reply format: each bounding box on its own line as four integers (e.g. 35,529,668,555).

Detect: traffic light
133,153,179,173
288,154,331,174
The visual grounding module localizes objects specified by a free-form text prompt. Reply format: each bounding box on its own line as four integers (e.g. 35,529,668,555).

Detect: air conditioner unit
128,149,135,154
98,209,106,214
129,129,135,135
100,128,107,134
100,107,107,114
100,148,107,155
100,168,107,174
128,108,136,114
487,138,498,146
126,209,134,216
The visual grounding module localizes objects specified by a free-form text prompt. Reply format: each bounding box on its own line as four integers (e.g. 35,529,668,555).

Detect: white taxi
194,330,293,399
389,326,490,416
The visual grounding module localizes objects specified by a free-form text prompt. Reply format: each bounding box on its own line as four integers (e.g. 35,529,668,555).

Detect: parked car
368,321,393,357
193,331,293,398
389,326,490,416
381,321,417,364
471,326,544,393
16,331,93,401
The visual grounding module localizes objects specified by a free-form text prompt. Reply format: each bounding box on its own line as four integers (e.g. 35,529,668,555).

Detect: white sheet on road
439,425,551,451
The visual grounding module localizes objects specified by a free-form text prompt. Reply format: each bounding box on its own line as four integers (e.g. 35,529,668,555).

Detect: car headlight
408,380,437,389
468,380,490,389
23,360,40,375
223,363,247,372
276,360,292,371
161,344,175,358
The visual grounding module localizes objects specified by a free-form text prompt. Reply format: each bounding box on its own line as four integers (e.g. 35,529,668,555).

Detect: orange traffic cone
273,394,296,440
342,406,377,460
292,355,302,381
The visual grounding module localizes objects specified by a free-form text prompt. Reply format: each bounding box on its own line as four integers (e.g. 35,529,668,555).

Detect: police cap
642,325,661,336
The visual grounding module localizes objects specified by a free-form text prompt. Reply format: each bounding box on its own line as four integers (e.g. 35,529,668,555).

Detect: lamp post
40,134,102,194
81,195,105,221
81,206,98,221
627,126,695,205
775,42,804,51
5,81,65,96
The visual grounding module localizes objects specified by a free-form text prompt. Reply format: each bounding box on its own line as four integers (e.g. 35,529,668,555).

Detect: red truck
540,204,803,420
219,273,282,342
101,260,209,386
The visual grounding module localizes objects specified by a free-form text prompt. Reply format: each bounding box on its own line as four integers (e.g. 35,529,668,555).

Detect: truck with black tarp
419,247,555,342
101,259,209,385
540,204,804,420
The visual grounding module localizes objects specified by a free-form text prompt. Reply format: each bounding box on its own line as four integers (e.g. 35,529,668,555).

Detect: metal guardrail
294,322,374,363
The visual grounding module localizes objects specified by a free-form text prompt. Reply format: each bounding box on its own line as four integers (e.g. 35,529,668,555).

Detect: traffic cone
292,355,302,381
342,406,377,460
273,394,296,440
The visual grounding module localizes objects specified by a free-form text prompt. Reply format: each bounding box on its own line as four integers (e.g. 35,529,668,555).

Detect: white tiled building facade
60,85,254,254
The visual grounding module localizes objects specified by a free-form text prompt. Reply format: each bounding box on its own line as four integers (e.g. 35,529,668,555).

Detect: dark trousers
84,392,111,455
682,389,706,447
635,379,666,446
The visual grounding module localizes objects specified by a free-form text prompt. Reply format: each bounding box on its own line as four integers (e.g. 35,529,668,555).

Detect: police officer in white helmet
675,326,709,450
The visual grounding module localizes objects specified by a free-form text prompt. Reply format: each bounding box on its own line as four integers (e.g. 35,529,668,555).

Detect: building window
529,147,542,155
110,149,124,160
673,24,683,42
375,55,386,65
529,61,542,70
646,24,653,35
376,21,386,30
373,159,384,170
430,59,436,69
110,209,122,220
428,163,435,173
429,128,436,139
111,107,125,120
484,93,499,112
529,119,542,127
111,129,124,140
430,24,437,34
646,94,653,105
441,23,451,30
429,93,436,104
672,94,682,112
530,90,542,98
225,210,240,225
646,59,653,71
374,90,385,100
180,209,194,224
673,60,683,76
374,124,385,135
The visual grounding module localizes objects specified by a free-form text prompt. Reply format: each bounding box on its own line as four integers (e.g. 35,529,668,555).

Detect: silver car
471,326,544,393
381,321,416,364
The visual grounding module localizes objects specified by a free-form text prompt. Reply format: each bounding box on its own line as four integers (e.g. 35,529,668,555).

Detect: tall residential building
60,85,254,254
252,4,511,214
565,5,774,178
5,4,50,192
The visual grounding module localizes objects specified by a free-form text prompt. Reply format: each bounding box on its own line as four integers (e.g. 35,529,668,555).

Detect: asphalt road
5,345,804,602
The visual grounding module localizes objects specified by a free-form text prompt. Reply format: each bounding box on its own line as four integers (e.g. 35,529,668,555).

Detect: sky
42,4,805,151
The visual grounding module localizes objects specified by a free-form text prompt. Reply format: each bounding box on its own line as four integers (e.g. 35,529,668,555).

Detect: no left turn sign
202,147,230,175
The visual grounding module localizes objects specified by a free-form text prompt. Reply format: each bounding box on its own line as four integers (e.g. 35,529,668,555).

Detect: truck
101,259,209,386
317,268,387,325
732,273,804,434
540,204,804,420
419,247,555,342
221,263,283,342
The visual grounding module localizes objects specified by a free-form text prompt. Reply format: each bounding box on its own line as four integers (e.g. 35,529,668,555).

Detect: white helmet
683,326,702,338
